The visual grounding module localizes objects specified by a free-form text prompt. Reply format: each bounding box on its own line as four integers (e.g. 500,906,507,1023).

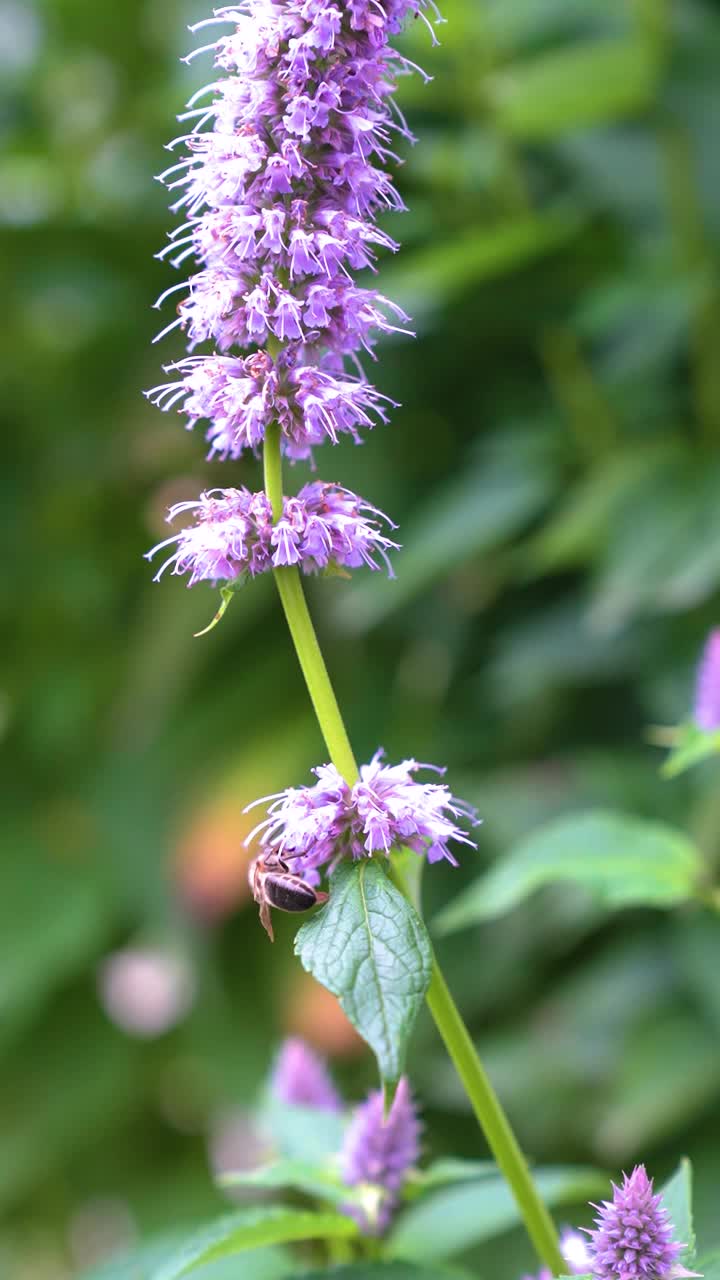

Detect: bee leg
259,899,275,942
314,890,329,905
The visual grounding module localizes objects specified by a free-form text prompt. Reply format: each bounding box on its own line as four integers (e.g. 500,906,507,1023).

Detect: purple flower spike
246,749,478,884
589,1166,683,1280
693,628,720,732
145,482,398,585
270,1037,342,1112
341,1076,421,1234
150,1,440,461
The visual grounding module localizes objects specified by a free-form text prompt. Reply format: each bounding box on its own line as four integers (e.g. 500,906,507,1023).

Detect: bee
249,851,328,941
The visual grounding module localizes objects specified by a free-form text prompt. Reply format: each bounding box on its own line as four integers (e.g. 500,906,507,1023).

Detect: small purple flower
588,1166,683,1280
150,1,439,461
341,1076,421,1234
693,628,720,732
246,750,478,883
145,483,398,585
269,1037,342,1112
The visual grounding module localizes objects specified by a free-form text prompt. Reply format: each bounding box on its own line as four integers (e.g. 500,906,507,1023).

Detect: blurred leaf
259,1100,347,1164
295,861,432,1085
435,811,704,933
295,1266,472,1280
335,427,557,631
661,1159,695,1260
491,41,658,138
388,1166,607,1261
384,212,582,318
405,1159,497,1199
82,1241,293,1280
152,1208,358,1280
0,841,114,1055
662,724,720,779
219,1159,346,1207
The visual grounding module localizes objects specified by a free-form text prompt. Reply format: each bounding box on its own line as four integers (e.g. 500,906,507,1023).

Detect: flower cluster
269,1037,420,1236
151,0,436,461
693,628,720,732
588,1166,683,1280
146,482,398,585
270,1035,342,1112
341,1076,421,1234
247,749,478,884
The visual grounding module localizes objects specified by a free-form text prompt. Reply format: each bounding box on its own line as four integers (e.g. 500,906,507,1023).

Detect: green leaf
490,41,658,139
295,861,433,1085
696,1253,720,1280
404,1159,497,1200
662,723,720,779
660,1159,695,1261
151,1208,358,1280
295,1266,472,1280
82,1240,292,1280
388,1166,607,1261
259,1100,347,1163
219,1159,346,1207
294,1265,473,1280
435,811,704,934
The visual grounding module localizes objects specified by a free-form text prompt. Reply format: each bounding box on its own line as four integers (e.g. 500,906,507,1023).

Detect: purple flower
519,1228,591,1280
150,0,439,460
246,749,477,884
341,1076,421,1234
269,1037,342,1112
693,628,720,732
588,1166,683,1280
145,482,398,585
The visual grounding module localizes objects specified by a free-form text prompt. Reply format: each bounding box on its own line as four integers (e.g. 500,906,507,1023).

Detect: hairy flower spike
146,482,398,584
341,1076,421,1234
589,1166,683,1280
151,0,438,461
270,1036,342,1112
246,749,477,883
693,628,720,732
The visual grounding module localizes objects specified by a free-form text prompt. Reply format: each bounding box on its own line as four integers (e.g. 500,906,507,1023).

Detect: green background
4,0,720,1275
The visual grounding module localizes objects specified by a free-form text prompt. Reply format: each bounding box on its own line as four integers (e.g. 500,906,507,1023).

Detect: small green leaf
404,1159,497,1200
219,1159,346,1207
662,724,720,779
294,1265,473,1280
435,811,704,934
151,1208,358,1280
660,1159,695,1261
295,1265,473,1280
259,1099,346,1163
295,860,433,1085
490,41,658,139
388,1166,607,1261
82,1241,291,1280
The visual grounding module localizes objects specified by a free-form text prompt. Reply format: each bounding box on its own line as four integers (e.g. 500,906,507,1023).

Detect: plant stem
262,425,563,1275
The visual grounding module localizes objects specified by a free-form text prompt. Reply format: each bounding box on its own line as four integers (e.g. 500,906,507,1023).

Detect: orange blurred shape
173,799,254,923
283,972,365,1060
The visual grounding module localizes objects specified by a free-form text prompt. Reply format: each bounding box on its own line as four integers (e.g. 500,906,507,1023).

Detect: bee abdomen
264,872,319,913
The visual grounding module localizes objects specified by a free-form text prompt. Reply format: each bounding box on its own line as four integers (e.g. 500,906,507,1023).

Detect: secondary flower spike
150,1,440,461
270,1036,342,1112
146,483,398,584
246,750,478,884
588,1166,683,1280
693,628,720,732
341,1076,421,1234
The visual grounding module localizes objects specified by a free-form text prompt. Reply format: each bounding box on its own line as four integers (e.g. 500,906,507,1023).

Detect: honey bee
249,851,328,941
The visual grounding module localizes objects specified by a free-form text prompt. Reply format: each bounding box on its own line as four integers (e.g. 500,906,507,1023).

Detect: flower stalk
262,423,564,1276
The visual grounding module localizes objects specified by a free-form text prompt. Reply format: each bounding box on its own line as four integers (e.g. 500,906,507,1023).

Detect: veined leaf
219,1159,346,1207
151,1208,358,1280
435,811,704,934
295,861,433,1086
661,1159,695,1261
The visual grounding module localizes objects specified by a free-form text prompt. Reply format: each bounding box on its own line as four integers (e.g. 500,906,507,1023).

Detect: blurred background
4,0,720,1275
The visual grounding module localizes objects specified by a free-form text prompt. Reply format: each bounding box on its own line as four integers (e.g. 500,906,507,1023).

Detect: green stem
262,425,563,1275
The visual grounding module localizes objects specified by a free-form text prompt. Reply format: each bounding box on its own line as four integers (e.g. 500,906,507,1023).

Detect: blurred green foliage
4,0,720,1274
